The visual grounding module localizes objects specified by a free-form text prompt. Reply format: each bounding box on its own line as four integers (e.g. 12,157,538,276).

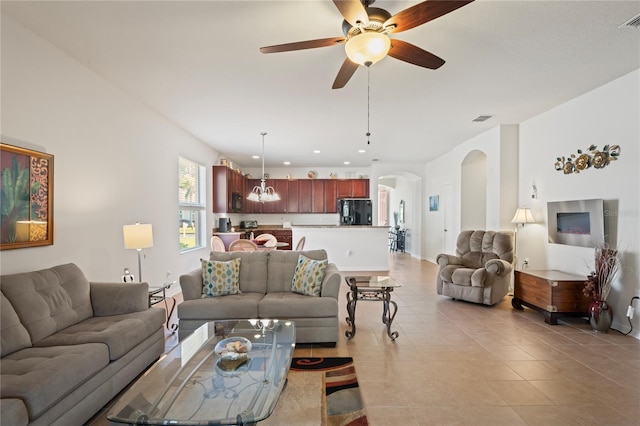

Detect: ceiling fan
260,0,474,89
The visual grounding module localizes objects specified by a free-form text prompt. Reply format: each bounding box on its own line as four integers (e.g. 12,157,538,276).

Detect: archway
377,171,421,258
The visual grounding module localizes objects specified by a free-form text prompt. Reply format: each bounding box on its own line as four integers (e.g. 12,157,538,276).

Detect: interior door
444,182,455,254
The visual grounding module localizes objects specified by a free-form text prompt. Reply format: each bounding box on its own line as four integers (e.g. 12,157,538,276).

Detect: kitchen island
292,225,390,271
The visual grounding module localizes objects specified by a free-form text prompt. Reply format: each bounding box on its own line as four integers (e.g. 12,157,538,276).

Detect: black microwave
231,192,243,212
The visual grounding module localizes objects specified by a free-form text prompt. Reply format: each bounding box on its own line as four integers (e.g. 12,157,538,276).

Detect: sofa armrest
90,282,149,316
180,269,203,301
485,259,513,276
436,254,463,267
320,263,341,299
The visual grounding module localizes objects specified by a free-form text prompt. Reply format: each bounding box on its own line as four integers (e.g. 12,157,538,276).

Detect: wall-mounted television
547,199,604,248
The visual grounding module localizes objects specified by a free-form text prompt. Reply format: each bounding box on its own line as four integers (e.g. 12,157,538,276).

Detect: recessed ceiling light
313,150,321,154
358,149,366,153
283,161,290,165
344,161,350,165
252,155,260,159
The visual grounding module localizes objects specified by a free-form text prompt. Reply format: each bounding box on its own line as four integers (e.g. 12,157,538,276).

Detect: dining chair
256,233,277,248
295,236,306,251
210,235,226,252
228,239,258,252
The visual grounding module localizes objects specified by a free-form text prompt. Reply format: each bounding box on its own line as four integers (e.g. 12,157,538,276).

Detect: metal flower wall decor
554,144,621,174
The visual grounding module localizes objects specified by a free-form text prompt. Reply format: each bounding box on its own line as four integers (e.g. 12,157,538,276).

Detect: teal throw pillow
291,255,328,297
202,258,241,297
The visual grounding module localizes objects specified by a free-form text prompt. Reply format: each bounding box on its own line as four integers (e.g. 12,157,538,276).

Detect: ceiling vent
620,13,640,28
472,115,493,122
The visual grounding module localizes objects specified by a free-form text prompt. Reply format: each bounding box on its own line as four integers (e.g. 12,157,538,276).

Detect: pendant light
247,132,280,202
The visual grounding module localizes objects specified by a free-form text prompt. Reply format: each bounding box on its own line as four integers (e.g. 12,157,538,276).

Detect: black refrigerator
338,199,372,225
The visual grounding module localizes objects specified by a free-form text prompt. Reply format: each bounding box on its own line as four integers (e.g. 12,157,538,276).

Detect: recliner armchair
436,230,514,306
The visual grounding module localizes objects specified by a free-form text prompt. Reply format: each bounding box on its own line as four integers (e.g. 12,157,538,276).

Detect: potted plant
583,243,620,332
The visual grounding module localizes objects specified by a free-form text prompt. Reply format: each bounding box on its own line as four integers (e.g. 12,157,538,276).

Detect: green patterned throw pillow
202,258,241,297
291,255,328,297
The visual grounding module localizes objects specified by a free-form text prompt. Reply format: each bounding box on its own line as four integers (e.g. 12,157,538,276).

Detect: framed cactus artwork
1,143,54,250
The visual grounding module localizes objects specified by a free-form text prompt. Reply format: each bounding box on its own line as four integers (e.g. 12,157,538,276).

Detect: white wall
461,150,487,229
424,125,517,261
0,15,217,288
518,69,640,338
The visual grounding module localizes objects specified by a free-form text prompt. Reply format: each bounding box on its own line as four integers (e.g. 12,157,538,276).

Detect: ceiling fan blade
388,39,445,69
260,37,345,54
332,58,359,89
385,0,474,34
333,0,369,27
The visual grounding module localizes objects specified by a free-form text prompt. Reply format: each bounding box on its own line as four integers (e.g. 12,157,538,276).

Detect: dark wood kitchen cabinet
212,165,246,213
286,180,299,213
311,180,325,213
336,179,369,199
298,180,312,213
324,179,338,213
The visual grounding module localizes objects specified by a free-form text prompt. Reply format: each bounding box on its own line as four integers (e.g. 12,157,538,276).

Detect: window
179,156,206,252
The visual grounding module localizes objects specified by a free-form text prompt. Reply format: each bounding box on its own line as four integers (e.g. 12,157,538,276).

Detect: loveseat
436,230,514,306
0,263,166,426
178,249,341,344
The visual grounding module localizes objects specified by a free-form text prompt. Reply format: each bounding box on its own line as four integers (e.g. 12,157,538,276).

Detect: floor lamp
123,223,154,282
510,207,536,270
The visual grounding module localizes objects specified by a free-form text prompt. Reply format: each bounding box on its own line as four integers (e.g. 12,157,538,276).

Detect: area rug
261,357,368,426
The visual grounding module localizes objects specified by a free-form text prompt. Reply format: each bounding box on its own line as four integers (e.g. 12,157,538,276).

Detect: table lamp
123,223,154,282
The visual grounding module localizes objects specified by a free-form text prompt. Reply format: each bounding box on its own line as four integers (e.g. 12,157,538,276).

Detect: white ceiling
3,1,639,168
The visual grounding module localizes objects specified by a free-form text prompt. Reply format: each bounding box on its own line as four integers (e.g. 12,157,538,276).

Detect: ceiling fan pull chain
366,64,371,145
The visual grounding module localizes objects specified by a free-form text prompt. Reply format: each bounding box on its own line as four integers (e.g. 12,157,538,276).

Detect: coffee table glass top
345,275,400,289
107,320,295,425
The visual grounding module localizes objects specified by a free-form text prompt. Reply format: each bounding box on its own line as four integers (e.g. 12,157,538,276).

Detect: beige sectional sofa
178,249,341,344
0,263,166,426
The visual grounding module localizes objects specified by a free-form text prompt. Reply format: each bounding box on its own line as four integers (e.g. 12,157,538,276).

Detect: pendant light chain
366,65,371,145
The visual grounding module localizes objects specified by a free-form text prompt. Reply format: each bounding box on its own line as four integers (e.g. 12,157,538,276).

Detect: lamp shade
123,223,154,249
345,32,391,66
511,208,536,225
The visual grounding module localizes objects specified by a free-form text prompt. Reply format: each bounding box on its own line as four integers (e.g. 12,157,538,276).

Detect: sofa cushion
1,292,32,357
266,250,328,293
34,308,165,361
210,251,268,294
0,263,93,344
259,292,338,318
0,343,109,420
177,292,263,320
461,252,499,269
201,258,241,297
291,255,328,297
0,398,29,426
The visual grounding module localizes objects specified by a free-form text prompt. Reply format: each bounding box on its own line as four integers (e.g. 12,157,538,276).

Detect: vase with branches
583,243,620,332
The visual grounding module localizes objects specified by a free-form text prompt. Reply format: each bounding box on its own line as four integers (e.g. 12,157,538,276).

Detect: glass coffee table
108,320,295,425
344,275,400,340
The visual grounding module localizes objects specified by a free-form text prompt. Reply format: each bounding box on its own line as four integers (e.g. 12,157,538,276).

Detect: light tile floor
90,253,640,425
295,253,640,425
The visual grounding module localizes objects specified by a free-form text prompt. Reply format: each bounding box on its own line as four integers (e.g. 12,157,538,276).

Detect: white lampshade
345,32,391,66
123,223,154,250
511,208,536,225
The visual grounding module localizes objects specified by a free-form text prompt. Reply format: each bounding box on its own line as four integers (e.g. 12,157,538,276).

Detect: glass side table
344,275,400,340
148,281,178,333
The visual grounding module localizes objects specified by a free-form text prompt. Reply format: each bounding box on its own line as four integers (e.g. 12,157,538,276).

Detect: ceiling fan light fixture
345,31,390,66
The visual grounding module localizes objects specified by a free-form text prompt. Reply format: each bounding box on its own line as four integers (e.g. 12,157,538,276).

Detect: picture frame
429,195,439,212
1,143,54,250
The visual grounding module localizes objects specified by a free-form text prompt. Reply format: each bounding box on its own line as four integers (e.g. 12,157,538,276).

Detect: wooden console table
512,270,591,324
